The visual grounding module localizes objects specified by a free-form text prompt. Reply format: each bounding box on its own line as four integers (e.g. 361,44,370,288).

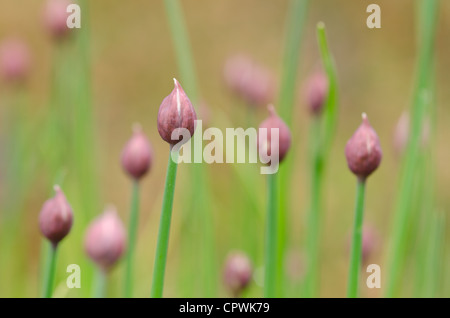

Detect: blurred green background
0,0,449,297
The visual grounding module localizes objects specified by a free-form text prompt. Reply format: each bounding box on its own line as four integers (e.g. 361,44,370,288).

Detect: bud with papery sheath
84,207,127,272
157,78,197,145
43,0,73,40
258,105,292,164
39,186,73,246
121,124,153,180
345,113,382,179
0,38,31,83
223,252,253,297
305,70,328,116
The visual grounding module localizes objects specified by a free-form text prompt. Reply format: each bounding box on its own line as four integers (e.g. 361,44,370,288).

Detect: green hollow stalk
264,172,278,298
347,179,366,298
385,0,438,297
124,181,140,297
276,0,309,297
94,269,107,298
42,243,58,298
151,150,179,298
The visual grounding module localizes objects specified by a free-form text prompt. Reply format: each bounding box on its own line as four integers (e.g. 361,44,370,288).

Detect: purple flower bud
0,38,31,83
258,105,292,164
39,186,73,246
223,251,253,297
43,0,72,40
345,113,382,180
305,70,328,116
157,78,197,145
223,54,275,107
84,207,127,272
121,124,153,180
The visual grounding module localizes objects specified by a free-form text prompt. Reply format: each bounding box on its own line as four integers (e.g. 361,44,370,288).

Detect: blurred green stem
94,269,107,298
151,149,179,298
347,179,366,298
124,181,140,297
42,243,57,298
386,0,438,297
264,172,278,298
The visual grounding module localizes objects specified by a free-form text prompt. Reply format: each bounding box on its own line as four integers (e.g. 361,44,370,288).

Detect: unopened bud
305,70,328,116
223,251,253,297
121,124,153,180
43,0,73,40
0,38,31,83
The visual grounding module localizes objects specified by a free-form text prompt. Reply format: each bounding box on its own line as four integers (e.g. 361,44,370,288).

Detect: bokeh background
0,0,449,297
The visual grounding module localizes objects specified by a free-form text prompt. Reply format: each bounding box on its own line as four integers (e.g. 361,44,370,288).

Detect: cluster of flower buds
43,0,73,40
223,251,253,297
121,124,153,181
157,78,197,146
304,70,328,116
84,207,127,272
39,186,73,247
0,38,31,83
224,54,275,107
345,113,382,180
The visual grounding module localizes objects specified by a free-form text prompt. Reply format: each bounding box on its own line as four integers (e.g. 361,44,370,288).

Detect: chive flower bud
157,78,197,145
39,186,73,247
305,70,328,116
393,111,430,156
84,207,127,272
0,38,31,83
345,113,382,180
346,224,379,265
223,251,253,297
121,124,153,180
258,105,292,164
43,0,72,40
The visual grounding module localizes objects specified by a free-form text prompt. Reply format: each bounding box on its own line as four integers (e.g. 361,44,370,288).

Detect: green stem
347,179,366,298
124,181,140,297
94,269,107,298
304,118,323,297
385,0,438,297
151,149,179,298
42,243,57,298
264,172,278,298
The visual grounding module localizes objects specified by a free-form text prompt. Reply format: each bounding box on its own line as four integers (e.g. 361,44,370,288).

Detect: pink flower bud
223,251,253,297
223,54,275,107
43,0,72,40
305,70,328,116
157,78,197,145
84,207,127,272
121,124,153,180
0,38,31,83
258,105,292,164
39,186,73,246
345,113,382,180
346,224,379,265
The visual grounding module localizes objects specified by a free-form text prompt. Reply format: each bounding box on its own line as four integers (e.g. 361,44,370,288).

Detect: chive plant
121,125,153,297
151,79,197,298
345,114,382,298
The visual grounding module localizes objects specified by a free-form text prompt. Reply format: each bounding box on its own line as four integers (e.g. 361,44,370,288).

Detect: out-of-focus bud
345,113,382,180
0,38,31,83
223,54,275,107
393,111,430,156
305,70,328,116
121,124,153,181
84,207,127,272
223,251,253,297
258,105,292,164
43,0,73,40
39,186,73,247
346,224,379,265
157,78,197,146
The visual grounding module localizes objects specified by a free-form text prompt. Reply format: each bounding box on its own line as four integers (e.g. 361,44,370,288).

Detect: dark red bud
258,105,292,164
121,124,153,180
39,186,73,246
157,78,197,145
345,113,382,180
223,251,253,297
84,207,127,272
305,71,328,116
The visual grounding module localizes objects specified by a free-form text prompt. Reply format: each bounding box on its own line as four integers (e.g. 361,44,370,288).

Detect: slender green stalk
42,243,57,298
277,0,309,297
124,181,140,297
151,150,179,298
347,179,366,298
94,269,107,298
385,0,438,297
264,172,278,298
